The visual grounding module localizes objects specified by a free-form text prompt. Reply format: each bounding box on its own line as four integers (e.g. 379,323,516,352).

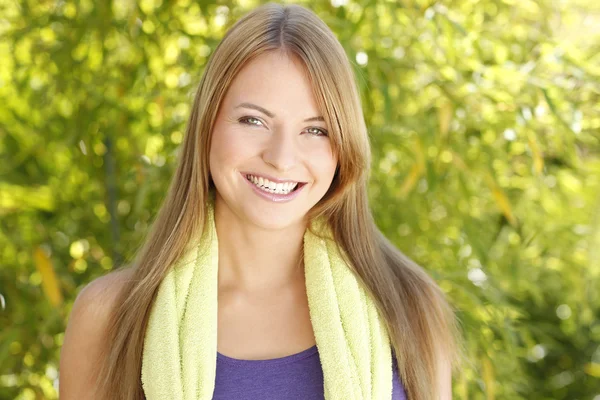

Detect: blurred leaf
482,355,496,400
33,247,63,307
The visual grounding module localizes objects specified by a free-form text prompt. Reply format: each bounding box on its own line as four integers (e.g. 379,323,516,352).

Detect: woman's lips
242,172,307,203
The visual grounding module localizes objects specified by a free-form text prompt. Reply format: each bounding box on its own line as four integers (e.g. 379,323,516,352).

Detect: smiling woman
59,3,459,400
209,51,338,227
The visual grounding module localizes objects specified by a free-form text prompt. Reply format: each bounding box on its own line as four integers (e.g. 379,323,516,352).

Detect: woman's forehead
223,52,323,120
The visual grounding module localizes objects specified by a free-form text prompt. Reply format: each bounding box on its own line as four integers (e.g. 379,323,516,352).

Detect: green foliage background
1,0,599,399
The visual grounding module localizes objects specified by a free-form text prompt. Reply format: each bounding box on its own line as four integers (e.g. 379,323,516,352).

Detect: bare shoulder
66,268,135,326
59,267,136,399
76,267,135,310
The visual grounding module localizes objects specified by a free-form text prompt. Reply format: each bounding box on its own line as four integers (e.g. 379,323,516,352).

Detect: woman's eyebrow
234,102,324,122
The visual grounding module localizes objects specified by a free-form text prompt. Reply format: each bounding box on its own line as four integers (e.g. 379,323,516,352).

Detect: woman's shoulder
68,267,135,323
77,267,135,306
59,267,135,398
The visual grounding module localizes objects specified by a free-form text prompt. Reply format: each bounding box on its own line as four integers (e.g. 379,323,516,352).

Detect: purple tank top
212,345,407,399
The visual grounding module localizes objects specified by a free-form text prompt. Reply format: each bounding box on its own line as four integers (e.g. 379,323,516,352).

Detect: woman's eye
239,117,326,137
306,127,328,137
239,116,263,126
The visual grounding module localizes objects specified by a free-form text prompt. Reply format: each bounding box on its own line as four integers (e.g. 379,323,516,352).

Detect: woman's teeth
246,174,299,195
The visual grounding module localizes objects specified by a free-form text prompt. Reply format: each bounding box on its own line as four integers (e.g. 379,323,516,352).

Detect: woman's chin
245,209,305,232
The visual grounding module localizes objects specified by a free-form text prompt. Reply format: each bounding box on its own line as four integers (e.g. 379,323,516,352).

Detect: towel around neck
141,191,393,399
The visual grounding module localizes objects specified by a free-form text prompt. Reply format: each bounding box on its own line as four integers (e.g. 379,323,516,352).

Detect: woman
59,3,458,400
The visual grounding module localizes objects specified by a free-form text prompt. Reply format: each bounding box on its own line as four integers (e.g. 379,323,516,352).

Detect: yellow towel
141,192,393,399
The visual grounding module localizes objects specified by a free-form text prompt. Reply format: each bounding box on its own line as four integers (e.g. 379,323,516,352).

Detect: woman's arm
59,269,132,399
438,349,453,400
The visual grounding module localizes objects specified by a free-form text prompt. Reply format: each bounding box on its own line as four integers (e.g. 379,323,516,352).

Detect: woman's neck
214,198,307,293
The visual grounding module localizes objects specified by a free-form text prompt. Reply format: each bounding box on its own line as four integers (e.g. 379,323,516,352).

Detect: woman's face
209,51,338,230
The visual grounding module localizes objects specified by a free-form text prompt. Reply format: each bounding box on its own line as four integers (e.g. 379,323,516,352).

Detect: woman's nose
262,131,298,173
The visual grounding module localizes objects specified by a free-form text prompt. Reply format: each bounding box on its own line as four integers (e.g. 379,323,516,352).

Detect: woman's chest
216,281,316,360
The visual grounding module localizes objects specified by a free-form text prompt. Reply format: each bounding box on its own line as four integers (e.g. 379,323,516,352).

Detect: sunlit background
1,0,599,399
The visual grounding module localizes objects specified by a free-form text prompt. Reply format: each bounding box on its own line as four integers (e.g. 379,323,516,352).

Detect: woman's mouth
242,173,307,203
244,174,304,194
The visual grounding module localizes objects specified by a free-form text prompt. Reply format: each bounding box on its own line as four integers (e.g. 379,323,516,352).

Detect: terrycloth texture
141,193,393,400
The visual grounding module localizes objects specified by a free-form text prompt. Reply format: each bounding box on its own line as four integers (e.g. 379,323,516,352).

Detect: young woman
59,3,458,400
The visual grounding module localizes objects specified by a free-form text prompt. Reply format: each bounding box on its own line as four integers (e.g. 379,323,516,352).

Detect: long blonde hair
96,3,459,399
